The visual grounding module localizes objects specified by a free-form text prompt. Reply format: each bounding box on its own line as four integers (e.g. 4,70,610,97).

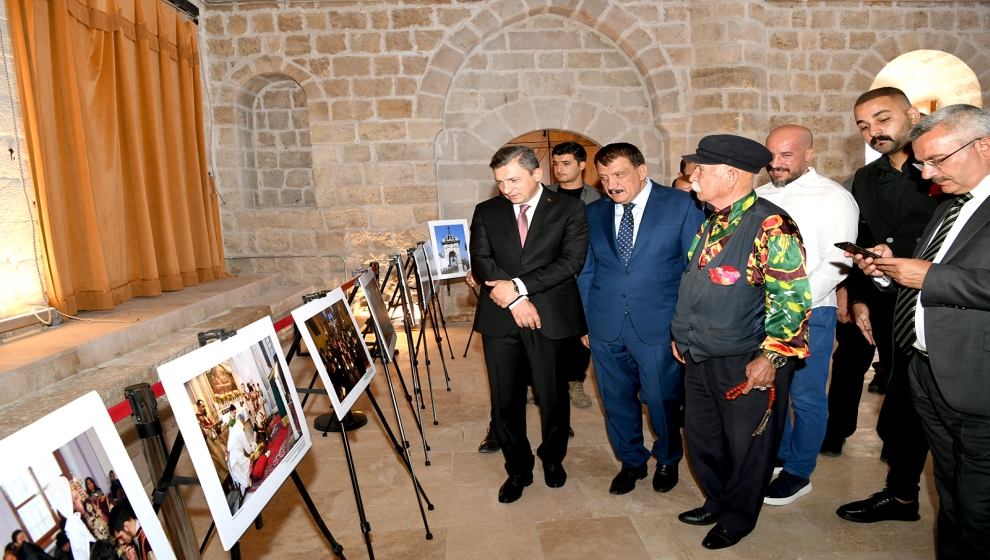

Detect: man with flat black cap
671,135,812,549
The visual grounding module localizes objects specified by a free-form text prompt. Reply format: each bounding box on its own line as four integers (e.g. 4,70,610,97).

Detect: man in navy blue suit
577,143,705,494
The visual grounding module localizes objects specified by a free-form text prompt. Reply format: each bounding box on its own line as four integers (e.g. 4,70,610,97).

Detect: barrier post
125,383,202,560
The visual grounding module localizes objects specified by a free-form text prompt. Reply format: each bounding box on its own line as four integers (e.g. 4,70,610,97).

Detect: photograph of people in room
0,428,153,560
303,299,373,404
183,336,305,515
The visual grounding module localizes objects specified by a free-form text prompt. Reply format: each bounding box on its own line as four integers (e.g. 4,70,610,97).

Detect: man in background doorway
546,141,603,410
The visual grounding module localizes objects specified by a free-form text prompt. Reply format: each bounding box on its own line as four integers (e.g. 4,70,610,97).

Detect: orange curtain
6,0,225,313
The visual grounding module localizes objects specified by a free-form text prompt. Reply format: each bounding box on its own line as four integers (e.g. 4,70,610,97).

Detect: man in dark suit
853,104,990,558
470,145,590,503
824,88,948,524
577,142,704,495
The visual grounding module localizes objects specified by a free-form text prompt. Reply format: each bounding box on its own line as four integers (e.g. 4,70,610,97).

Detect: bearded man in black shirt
823,87,949,523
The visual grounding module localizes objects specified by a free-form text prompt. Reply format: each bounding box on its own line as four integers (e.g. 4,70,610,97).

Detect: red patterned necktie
517,204,530,247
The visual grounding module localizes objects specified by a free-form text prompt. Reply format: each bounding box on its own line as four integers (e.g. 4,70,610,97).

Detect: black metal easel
128,328,345,560
353,271,435,539
462,285,481,358
393,251,434,465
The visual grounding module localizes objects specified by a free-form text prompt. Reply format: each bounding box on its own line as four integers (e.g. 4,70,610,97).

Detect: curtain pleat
6,0,225,313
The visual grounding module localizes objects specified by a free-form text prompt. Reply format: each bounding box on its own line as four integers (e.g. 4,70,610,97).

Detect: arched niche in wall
236,73,316,208
865,50,982,164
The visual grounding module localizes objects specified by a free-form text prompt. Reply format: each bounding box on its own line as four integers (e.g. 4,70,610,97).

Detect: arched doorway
865,50,982,163
501,130,602,189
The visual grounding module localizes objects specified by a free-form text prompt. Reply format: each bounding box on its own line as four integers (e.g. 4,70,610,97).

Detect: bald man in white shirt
755,125,860,505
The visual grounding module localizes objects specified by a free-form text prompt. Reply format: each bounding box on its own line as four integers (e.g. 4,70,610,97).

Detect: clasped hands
846,244,932,290
466,271,542,330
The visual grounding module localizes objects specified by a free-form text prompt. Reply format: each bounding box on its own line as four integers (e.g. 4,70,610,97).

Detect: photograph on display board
427,219,471,280
357,270,397,359
0,392,176,560
412,243,435,309
292,287,377,421
157,317,311,550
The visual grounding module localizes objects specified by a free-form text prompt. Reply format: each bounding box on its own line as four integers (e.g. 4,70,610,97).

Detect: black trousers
558,335,591,383
825,291,896,442
910,353,990,560
684,350,794,538
483,328,570,476
485,334,588,442
825,291,929,499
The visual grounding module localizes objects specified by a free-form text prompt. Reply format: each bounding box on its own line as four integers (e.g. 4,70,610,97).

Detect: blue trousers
590,314,683,468
777,306,836,479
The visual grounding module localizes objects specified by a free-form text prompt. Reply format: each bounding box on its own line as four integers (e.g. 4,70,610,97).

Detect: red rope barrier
103,279,355,424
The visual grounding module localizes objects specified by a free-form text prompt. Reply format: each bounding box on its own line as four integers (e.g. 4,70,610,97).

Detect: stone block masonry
201,0,990,317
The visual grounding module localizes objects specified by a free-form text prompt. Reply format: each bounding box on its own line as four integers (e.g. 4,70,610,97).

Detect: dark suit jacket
847,156,945,304
469,186,589,340
915,192,990,416
577,180,704,343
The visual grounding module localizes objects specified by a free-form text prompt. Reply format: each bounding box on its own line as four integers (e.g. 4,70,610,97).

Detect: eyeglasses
912,137,983,172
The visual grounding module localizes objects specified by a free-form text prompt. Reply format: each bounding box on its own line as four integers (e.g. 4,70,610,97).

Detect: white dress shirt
509,186,544,307
756,167,860,309
612,179,653,247
915,174,990,352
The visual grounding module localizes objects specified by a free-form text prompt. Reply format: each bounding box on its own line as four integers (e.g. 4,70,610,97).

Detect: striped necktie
892,192,973,350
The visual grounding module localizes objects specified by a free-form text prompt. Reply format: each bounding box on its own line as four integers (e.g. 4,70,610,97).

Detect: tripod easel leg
290,470,346,558
428,297,452,391
434,282,456,359
340,425,375,559
462,285,480,358
414,317,440,426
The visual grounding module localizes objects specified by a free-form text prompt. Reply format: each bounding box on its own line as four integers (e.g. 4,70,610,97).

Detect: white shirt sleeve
807,190,860,307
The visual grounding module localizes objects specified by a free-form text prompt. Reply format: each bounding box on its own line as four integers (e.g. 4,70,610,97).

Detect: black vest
671,197,791,361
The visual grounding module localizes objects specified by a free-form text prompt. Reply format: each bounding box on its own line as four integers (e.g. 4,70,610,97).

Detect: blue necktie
617,203,635,265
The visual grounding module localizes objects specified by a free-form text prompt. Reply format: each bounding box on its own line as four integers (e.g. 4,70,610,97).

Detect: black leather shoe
819,438,844,457
678,507,721,526
543,463,567,488
836,489,920,523
609,466,648,495
498,473,533,503
478,429,500,454
702,525,741,550
653,463,678,492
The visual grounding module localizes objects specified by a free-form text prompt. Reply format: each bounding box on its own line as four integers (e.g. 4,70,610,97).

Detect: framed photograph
412,243,435,309
428,219,471,280
292,288,377,421
158,317,311,550
356,270,397,359
0,392,176,560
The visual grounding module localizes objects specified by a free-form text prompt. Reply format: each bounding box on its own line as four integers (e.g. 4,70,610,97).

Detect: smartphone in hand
834,242,881,259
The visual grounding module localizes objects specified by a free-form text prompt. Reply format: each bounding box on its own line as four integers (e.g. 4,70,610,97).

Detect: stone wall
200,0,990,317
0,0,46,321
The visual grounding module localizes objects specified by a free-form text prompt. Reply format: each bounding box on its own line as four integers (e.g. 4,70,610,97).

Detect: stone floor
177,322,938,560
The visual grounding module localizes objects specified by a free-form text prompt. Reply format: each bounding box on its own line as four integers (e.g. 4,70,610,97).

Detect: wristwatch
763,350,787,369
